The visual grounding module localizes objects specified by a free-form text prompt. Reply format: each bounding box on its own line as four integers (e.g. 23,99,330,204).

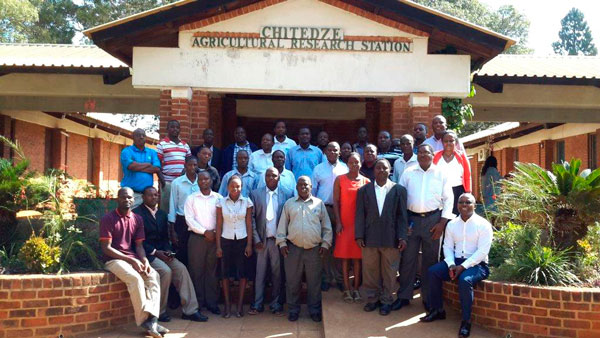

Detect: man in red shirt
100,187,168,338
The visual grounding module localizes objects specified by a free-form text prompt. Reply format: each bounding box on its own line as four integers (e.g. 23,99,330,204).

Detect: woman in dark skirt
216,174,253,318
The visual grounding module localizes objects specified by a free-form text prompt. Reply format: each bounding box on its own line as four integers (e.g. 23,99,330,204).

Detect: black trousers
174,215,190,266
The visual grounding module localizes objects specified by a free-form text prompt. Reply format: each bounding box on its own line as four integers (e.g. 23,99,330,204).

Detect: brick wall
13,120,46,173
443,280,600,338
563,134,589,169
517,143,540,166
0,273,133,338
66,134,89,180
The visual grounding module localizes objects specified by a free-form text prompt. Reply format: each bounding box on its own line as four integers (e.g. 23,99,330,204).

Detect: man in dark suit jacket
248,167,294,315
192,128,222,174
220,126,258,176
133,186,207,323
355,159,408,316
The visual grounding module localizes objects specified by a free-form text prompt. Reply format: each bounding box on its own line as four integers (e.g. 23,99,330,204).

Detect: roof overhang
84,0,514,70
0,65,131,85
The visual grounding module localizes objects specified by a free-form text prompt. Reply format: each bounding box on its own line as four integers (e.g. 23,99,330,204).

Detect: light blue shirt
285,145,323,180
120,145,160,192
219,169,258,198
168,173,199,222
273,136,297,155
312,160,348,205
256,168,297,196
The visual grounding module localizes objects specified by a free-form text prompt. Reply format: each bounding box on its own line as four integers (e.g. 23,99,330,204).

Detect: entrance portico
84,0,514,146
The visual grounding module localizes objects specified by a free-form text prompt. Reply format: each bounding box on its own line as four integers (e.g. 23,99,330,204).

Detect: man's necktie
266,191,275,221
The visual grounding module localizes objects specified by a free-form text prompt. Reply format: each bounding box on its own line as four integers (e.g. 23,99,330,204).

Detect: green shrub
489,223,540,268
512,244,580,286
18,236,61,273
575,222,600,286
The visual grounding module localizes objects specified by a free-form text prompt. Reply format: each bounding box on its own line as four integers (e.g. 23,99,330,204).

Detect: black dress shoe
363,301,381,312
391,298,410,311
379,304,391,316
420,309,446,322
310,313,322,322
321,281,330,291
288,312,299,322
413,277,422,290
206,305,221,315
158,313,171,322
183,311,209,322
459,321,471,337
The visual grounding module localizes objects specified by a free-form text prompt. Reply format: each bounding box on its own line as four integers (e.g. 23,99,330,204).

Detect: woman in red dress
333,152,370,303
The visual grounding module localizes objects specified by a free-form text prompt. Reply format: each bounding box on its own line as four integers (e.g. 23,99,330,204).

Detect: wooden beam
473,107,600,123
0,95,158,115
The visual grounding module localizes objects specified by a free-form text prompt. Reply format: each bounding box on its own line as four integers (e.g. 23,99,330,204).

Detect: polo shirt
120,145,160,193
99,210,145,262
156,137,191,182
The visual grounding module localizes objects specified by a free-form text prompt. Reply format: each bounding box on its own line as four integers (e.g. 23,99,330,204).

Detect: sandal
343,290,353,303
352,290,362,303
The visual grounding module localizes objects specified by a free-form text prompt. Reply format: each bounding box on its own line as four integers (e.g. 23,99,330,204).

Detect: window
589,134,597,170
555,140,565,164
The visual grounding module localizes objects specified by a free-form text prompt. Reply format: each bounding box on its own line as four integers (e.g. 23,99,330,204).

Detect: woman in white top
432,131,472,216
216,174,253,318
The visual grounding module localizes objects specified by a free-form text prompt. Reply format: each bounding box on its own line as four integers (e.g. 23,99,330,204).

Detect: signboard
191,26,412,53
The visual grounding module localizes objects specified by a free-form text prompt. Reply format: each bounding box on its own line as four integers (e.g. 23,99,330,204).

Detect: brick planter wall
0,272,134,337
443,280,600,338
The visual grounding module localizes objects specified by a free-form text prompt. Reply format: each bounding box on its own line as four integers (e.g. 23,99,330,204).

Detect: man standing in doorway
423,115,465,153
377,131,402,176
249,133,275,175
196,146,221,192
317,131,329,153
219,150,257,198
413,123,428,154
157,120,191,213
277,176,332,323
392,135,418,183
396,144,453,311
120,128,164,208
221,126,258,176
360,144,377,182
100,187,167,338
286,127,323,180
257,150,296,194
312,142,348,291
193,128,221,173
353,127,369,159
273,120,297,155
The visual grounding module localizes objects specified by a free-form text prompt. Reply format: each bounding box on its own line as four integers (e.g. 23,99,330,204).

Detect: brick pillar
190,90,209,148
209,96,223,148
51,129,67,171
390,96,409,138
596,129,600,169
540,140,555,170
0,114,12,159
501,147,515,176
92,138,105,197
365,100,379,144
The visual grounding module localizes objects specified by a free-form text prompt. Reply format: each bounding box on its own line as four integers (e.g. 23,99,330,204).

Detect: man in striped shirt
157,120,191,213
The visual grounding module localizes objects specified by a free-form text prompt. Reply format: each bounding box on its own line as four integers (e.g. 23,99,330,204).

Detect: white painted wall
132,0,471,97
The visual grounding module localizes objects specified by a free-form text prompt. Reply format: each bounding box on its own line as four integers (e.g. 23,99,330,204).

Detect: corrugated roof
461,122,520,144
476,54,600,79
0,43,128,69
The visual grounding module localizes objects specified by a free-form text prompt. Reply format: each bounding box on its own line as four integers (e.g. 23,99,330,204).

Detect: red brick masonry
443,280,600,338
0,273,133,338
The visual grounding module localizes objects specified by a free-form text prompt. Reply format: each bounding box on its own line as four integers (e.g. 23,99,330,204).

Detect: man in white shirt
420,193,492,338
272,120,297,154
392,134,418,183
249,133,275,175
184,171,223,315
423,115,465,153
249,167,294,316
312,142,348,291
395,143,453,311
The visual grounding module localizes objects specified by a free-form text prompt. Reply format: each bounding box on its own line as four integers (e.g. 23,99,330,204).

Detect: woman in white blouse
432,131,472,216
216,174,253,318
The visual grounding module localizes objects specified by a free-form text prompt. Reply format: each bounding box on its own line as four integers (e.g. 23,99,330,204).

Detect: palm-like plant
493,159,600,250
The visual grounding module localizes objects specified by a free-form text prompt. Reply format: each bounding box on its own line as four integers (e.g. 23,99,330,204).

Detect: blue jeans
427,258,489,321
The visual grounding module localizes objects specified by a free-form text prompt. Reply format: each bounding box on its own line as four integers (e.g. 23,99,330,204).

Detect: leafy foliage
488,222,539,268
575,222,600,286
0,0,38,42
18,236,61,273
512,245,580,286
442,85,475,133
552,8,597,56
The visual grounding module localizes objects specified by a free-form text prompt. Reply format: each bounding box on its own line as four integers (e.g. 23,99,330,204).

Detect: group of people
101,116,493,338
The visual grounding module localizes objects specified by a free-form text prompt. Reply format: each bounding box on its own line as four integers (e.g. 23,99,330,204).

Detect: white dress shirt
436,155,464,187
312,160,349,205
249,149,274,175
256,168,296,195
273,136,297,154
392,153,418,183
443,213,493,269
218,196,254,240
374,182,390,216
265,187,279,238
399,164,454,219
184,190,222,235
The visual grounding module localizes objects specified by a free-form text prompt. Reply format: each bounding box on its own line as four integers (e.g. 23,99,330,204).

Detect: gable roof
83,0,514,69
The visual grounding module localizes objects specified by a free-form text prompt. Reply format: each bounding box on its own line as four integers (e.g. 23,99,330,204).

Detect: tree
552,8,597,56
0,0,38,42
27,0,79,44
414,0,532,54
